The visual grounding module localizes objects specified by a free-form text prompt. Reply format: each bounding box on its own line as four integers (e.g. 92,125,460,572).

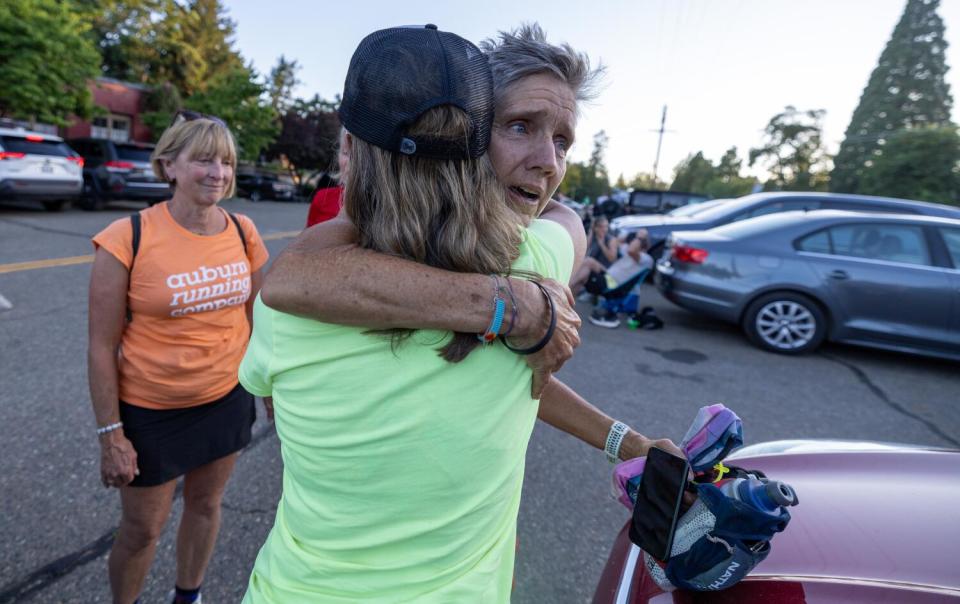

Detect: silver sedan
655,210,960,360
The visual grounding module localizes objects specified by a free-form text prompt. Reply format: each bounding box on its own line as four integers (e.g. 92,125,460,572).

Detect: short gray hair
480,23,604,114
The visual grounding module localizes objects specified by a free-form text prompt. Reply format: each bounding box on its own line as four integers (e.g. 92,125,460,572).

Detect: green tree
0,0,101,125
267,94,341,183
670,152,715,192
859,125,960,204
559,130,611,201
75,0,245,97
749,106,830,191
72,0,160,82
153,0,244,97
626,172,663,190
140,81,183,141
186,64,279,161
831,0,953,193
707,147,758,198
268,55,301,114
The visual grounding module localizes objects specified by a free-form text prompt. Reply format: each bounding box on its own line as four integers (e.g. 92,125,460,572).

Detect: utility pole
651,105,669,186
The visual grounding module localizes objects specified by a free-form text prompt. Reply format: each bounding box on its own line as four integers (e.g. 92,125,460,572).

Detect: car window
732,200,821,222
115,145,154,162
796,229,831,253
820,199,918,214
667,199,726,217
81,141,103,159
828,223,930,266
940,227,960,267
0,136,72,157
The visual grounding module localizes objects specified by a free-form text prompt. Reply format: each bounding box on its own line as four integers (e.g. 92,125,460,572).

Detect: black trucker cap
338,24,493,160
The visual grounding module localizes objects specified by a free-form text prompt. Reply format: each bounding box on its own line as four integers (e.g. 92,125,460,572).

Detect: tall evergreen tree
268,55,301,114
831,0,953,193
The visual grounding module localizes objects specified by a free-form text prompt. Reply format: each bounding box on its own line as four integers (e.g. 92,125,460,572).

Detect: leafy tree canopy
558,130,611,202
187,63,279,161
268,55,301,115
266,94,341,183
750,106,830,191
0,0,100,125
75,0,244,97
669,147,757,198
859,125,960,204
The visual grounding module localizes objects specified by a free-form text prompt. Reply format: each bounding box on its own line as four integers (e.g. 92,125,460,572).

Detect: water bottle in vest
717,476,798,513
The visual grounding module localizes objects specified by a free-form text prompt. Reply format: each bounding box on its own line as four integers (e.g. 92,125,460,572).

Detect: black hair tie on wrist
501,281,556,355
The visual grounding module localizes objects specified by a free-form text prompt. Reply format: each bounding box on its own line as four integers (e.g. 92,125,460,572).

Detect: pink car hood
725,440,960,595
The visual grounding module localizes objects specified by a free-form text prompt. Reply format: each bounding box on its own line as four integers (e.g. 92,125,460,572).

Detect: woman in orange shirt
87,113,269,604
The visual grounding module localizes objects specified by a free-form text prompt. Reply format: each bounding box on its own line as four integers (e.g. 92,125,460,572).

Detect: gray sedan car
655,210,960,360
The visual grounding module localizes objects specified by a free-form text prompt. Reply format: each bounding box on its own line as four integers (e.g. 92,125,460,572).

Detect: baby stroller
585,268,662,329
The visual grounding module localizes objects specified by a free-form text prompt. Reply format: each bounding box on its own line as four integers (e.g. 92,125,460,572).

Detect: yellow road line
0,255,95,274
0,230,301,275
262,230,301,241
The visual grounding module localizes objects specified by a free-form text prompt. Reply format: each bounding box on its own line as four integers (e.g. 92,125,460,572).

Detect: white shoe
589,309,620,329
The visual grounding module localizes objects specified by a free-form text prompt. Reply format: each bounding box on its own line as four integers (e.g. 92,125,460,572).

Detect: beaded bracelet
477,275,506,343
501,281,556,355
96,421,123,436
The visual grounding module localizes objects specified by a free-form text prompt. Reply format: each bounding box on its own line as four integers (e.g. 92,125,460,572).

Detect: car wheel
42,200,66,212
250,190,262,202
80,182,104,211
742,292,826,355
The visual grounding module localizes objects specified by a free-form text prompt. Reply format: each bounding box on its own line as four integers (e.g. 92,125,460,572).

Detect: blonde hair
151,119,238,199
344,106,523,362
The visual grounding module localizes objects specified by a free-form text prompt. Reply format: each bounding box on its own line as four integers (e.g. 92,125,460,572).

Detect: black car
611,192,960,260
235,172,297,202
624,189,710,215
67,138,170,210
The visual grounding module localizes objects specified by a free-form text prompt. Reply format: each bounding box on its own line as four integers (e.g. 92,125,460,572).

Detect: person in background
584,230,657,329
87,112,269,604
586,215,620,267
571,228,653,297
305,184,343,226
304,130,349,227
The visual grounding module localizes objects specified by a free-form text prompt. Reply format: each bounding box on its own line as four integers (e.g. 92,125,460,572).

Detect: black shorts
119,383,256,487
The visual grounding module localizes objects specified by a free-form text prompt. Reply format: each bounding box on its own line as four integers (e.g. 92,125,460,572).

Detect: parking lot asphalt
1,199,957,603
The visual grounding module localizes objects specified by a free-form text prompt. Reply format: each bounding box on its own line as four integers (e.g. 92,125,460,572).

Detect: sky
225,0,960,186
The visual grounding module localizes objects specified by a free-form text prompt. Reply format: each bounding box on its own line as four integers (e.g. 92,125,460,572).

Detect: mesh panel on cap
339,26,493,159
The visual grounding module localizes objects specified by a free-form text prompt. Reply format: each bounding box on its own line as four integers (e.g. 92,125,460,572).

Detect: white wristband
96,421,123,436
605,421,630,463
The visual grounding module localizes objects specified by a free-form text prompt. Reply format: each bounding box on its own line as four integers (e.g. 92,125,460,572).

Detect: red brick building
62,77,153,143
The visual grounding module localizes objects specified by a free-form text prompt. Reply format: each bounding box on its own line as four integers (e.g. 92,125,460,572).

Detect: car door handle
828,270,849,280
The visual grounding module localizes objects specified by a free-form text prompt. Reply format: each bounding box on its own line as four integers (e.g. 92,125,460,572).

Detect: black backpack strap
227,212,248,256
127,212,141,323
129,212,142,270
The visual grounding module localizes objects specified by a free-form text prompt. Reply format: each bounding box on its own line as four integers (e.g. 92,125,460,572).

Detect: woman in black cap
238,25,575,602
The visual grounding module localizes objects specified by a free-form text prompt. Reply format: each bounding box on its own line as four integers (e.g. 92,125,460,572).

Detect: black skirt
119,383,256,487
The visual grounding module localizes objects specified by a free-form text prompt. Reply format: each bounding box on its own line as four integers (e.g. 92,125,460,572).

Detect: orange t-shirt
93,202,269,409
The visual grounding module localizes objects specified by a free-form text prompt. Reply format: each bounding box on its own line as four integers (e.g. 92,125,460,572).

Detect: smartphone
628,446,691,562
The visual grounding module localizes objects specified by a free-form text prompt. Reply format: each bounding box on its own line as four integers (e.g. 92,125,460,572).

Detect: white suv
0,127,83,211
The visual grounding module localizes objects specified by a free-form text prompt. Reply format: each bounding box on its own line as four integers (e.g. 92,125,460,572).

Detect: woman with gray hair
262,23,681,477
239,25,579,602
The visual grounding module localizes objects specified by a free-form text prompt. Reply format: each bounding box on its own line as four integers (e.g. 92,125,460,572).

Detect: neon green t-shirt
239,219,574,603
